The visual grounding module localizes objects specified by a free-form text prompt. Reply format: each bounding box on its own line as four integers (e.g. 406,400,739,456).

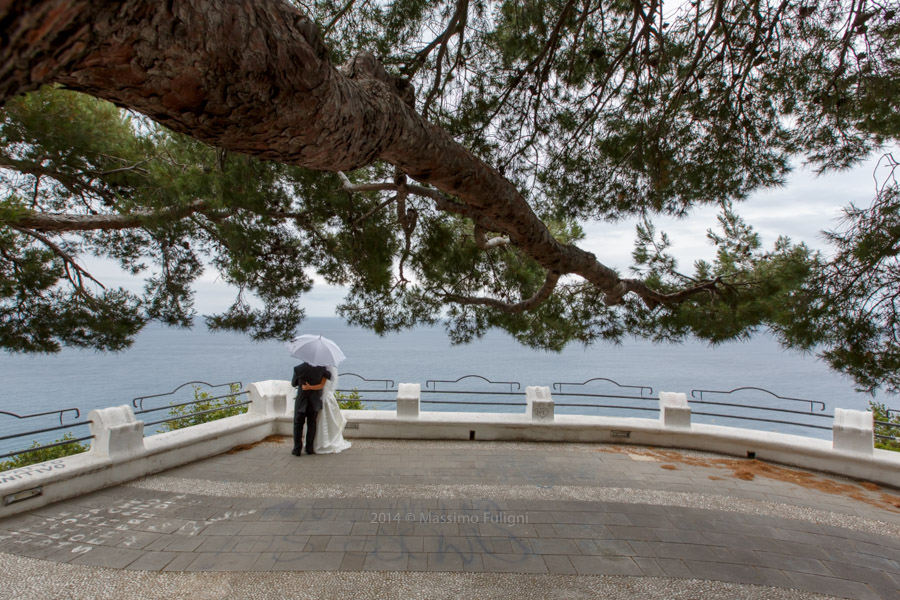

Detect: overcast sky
87,151,891,318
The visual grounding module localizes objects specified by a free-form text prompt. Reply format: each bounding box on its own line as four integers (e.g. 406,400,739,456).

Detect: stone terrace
1,438,899,599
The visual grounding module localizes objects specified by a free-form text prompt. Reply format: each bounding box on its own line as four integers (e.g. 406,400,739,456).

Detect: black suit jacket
292,363,331,412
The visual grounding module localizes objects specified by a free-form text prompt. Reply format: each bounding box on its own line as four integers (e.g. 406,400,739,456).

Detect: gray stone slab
143,534,204,552
605,525,663,541
114,530,163,550
294,520,353,536
264,534,310,552
363,551,409,571
70,546,147,569
646,541,725,563
325,535,368,552
842,549,900,573
160,552,200,572
122,550,178,571
183,551,263,571
653,557,694,578
303,535,331,552
425,552,465,572
407,552,428,571
568,555,643,576
197,521,244,536
632,557,666,577
268,551,344,571
822,560,900,600
786,571,882,600
368,534,424,553
574,538,636,557
526,537,581,555
480,553,548,574
339,551,367,570
542,554,577,574
685,559,767,586
753,550,834,576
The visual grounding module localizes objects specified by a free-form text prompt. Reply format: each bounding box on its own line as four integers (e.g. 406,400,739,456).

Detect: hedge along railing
131,381,250,432
0,408,93,465
875,421,900,441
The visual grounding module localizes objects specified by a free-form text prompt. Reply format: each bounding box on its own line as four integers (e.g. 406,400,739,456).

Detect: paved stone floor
1,438,900,599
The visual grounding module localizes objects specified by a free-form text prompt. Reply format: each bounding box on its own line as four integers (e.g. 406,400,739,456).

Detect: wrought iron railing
1,376,891,465
0,407,93,462
875,413,900,442
689,387,833,432
552,378,657,414
338,374,842,434
132,381,250,431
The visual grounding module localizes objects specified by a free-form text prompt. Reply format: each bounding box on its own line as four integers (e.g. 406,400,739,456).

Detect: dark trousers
293,401,318,453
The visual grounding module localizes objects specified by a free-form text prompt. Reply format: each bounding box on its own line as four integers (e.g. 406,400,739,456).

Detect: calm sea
1,317,896,451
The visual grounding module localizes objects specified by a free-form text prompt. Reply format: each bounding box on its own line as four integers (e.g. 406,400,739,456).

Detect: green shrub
336,388,365,410
162,383,247,431
0,433,89,472
871,401,900,452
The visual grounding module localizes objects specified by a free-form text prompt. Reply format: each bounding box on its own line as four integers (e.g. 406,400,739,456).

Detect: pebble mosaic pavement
1,438,899,599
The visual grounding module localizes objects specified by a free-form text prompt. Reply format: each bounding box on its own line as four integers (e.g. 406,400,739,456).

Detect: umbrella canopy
287,334,347,367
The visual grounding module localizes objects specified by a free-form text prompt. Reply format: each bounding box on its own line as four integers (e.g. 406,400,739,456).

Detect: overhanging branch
8,200,230,232
0,0,727,312
446,271,561,314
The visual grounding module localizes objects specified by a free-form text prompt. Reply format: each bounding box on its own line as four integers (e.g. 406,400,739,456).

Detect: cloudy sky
87,151,892,318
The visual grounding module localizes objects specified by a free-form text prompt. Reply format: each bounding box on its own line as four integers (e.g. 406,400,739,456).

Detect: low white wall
0,381,285,518
2,380,898,519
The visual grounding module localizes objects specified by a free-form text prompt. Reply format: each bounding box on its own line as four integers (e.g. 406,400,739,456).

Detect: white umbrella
287,334,347,366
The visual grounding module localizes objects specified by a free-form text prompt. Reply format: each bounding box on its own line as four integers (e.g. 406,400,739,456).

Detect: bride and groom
291,362,352,456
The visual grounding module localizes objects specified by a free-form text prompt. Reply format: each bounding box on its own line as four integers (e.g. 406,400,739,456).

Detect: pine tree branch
9,224,105,290
7,201,230,232
445,271,560,313
0,0,729,311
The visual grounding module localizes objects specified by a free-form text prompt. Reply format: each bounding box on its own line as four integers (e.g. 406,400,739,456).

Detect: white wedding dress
314,366,352,454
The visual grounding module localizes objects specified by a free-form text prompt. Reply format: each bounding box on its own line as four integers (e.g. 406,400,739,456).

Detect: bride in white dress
314,366,352,454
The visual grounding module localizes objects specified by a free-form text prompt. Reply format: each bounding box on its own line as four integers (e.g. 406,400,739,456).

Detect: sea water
0,317,896,452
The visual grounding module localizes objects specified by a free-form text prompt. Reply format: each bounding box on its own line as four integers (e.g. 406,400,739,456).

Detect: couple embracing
291,362,352,456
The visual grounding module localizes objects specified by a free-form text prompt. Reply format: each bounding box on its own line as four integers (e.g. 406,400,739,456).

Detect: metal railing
688,387,833,431
1,375,892,464
422,375,524,408
552,378,658,415
339,374,842,434
875,414,900,442
338,374,661,415
0,408,93,462
132,381,250,431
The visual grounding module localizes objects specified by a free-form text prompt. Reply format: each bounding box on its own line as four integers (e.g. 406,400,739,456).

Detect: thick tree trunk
0,0,702,306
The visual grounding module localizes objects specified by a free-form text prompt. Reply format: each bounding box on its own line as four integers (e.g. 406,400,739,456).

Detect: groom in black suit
291,362,331,456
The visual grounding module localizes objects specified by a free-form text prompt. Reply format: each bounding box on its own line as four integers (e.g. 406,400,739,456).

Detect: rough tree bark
0,0,718,308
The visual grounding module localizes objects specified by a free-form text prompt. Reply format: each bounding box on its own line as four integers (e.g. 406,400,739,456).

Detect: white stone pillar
659,392,692,430
88,405,144,460
397,383,421,418
833,408,874,455
526,386,554,423
248,380,294,417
